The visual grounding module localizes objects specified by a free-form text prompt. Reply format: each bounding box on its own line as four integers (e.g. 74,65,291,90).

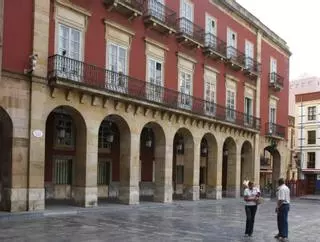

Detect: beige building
0,0,290,212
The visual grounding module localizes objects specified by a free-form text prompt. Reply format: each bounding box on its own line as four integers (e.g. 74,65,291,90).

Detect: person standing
243,181,260,237
275,178,290,242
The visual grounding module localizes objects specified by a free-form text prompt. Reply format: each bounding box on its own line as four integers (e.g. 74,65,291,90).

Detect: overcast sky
236,0,319,81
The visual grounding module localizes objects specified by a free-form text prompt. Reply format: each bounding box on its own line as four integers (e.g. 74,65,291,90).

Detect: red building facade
0,0,290,211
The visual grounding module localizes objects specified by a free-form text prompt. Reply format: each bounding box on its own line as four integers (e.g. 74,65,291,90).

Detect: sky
236,0,320,81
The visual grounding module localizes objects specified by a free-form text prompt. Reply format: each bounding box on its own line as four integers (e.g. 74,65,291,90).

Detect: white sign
317,175,320,180
33,129,43,138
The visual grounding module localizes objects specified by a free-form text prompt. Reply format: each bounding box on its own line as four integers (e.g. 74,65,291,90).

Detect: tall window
205,15,217,47
149,0,165,21
58,24,82,81
204,73,216,115
308,106,316,120
270,57,277,82
180,0,193,35
269,107,276,123
179,71,192,109
147,58,163,102
307,130,316,144
245,40,254,69
227,28,237,58
307,152,316,169
98,122,113,150
107,43,128,92
226,89,236,120
244,97,253,124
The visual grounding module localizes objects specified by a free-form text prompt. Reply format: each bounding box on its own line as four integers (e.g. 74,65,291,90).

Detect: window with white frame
227,28,237,58
57,24,82,81
204,72,216,115
244,97,253,124
54,157,72,185
180,0,194,35
308,106,317,120
245,40,254,69
205,14,217,47
270,57,277,82
149,0,165,21
147,58,163,102
97,160,112,185
179,70,192,109
107,42,128,92
226,89,236,120
307,152,316,169
54,114,74,147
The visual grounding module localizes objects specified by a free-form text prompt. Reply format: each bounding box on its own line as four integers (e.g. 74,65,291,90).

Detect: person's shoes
244,234,249,237
248,234,252,237
274,234,280,239
279,238,288,242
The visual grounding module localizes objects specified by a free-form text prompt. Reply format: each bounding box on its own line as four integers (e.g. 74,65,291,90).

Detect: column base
206,185,222,200
28,188,45,211
119,185,139,205
73,186,98,207
183,185,200,201
1,188,29,212
154,184,172,203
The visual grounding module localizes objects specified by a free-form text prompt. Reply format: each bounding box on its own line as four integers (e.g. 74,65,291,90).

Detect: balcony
48,55,260,131
176,17,205,48
203,33,227,61
103,0,143,20
243,57,260,80
268,72,284,91
143,0,176,34
265,122,285,138
225,46,246,71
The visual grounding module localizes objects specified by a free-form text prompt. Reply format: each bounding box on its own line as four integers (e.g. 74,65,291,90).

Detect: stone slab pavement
0,198,319,242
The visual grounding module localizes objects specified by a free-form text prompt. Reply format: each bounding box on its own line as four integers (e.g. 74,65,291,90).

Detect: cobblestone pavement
0,199,319,242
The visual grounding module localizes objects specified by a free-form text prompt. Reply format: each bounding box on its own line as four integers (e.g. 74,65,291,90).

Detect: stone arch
139,121,166,202
199,133,218,199
241,141,254,195
44,105,87,207
262,146,281,192
222,137,237,197
97,114,132,204
0,107,13,211
172,127,195,200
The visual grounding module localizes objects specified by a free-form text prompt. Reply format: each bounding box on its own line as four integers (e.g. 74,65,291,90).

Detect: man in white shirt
275,178,290,242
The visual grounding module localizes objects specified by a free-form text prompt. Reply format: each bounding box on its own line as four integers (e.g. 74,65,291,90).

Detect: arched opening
240,141,254,195
97,115,130,204
44,106,86,207
222,137,237,197
199,133,218,199
172,128,194,200
139,122,166,202
0,107,13,211
260,146,281,195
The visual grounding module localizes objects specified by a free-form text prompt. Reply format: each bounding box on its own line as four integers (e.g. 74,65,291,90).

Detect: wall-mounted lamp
105,121,115,143
176,135,184,154
145,128,153,148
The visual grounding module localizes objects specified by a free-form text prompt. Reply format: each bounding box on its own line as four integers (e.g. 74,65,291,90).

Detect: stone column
27,0,51,211
73,121,98,207
183,136,200,201
119,132,140,205
154,133,173,203
226,148,241,198
206,141,223,200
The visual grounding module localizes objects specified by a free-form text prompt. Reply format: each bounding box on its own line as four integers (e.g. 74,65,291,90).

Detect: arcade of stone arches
0,105,282,210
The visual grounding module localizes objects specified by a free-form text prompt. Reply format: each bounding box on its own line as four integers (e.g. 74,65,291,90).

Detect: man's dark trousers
277,204,290,238
245,205,257,235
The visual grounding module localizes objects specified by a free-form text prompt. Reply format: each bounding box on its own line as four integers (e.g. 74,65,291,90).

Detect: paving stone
0,199,318,241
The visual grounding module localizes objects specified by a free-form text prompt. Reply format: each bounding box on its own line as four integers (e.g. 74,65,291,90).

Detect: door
226,89,236,121
244,97,253,125
205,15,217,47
147,58,163,102
306,174,316,194
107,43,128,93
269,107,276,133
227,28,237,58
149,0,165,21
179,71,192,110
245,40,254,69
204,74,216,115
180,0,193,35
58,24,82,81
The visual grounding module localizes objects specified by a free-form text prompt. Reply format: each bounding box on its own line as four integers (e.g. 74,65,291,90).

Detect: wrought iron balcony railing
226,46,246,67
268,72,284,89
48,55,261,130
265,122,285,138
143,0,176,30
244,57,260,74
204,33,227,58
104,0,143,13
176,17,205,45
